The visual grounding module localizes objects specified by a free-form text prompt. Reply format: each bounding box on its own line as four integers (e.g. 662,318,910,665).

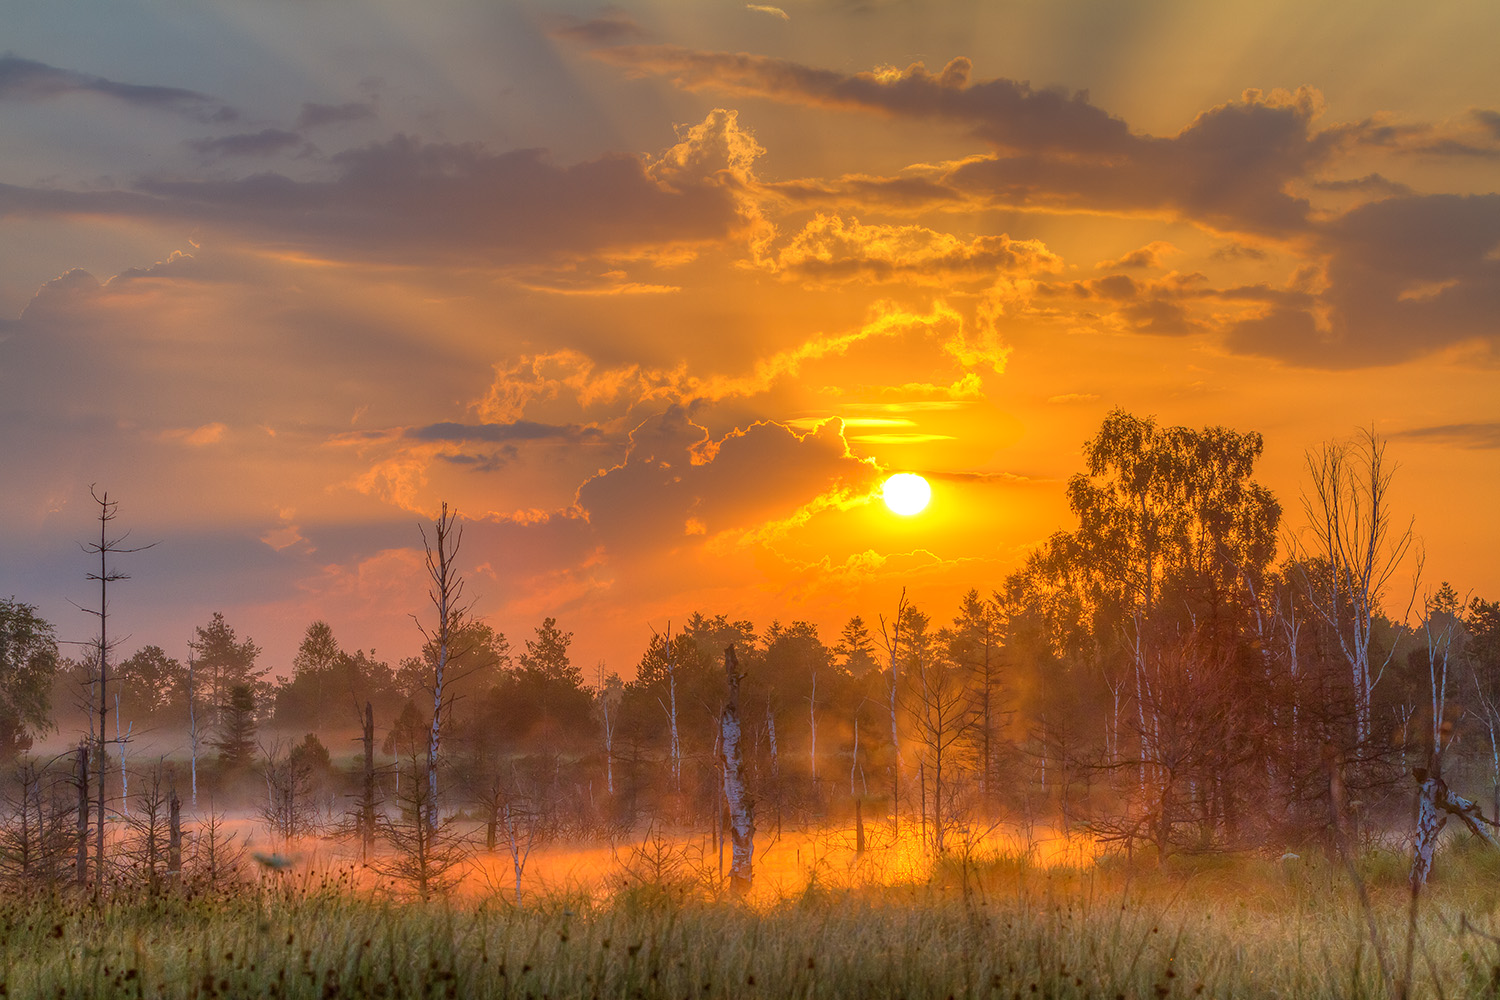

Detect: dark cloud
1227,193,1500,367
187,129,306,158
435,447,519,472
764,174,965,212
593,48,1132,157
1212,242,1269,261
589,45,1335,235
1349,117,1500,159
406,420,603,443
1389,423,1500,449
0,131,749,263
1476,109,1500,141
1312,173,1414,197
296,101,376,129
944,93,1331,235
547,8,645,45
576,411,879,555
0,54,235,121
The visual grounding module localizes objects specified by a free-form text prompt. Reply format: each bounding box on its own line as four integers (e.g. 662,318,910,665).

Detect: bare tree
416,502,466,830
1295,429,1417,745
79,487,153,890
0,759,77,894
374,742,468,899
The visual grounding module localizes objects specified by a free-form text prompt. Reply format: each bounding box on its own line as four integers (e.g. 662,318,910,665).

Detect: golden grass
5,836,1500,998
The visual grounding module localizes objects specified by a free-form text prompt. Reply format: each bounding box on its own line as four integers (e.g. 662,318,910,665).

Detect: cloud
0,54,235,121
759,213,1060,285
471,298,986,422
586,44,1341,236
746,4,790,19
0,121,755,264
1094,241,1175,270
590,47,1131,156
546,8,645,46
187,129,306,158
576,411,882,557
1226,193,1500,366
1388,423,1500,450
404,420,602,444
296,101,376,129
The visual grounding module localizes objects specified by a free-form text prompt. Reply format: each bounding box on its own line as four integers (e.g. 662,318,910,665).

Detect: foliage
0,598,60,760
212,683,258,772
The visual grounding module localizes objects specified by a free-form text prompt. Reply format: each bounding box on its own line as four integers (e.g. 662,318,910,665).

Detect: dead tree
0,760,77,894
80,487,152,889
361,702,377,859
374,744,468,900
74,741,88,888
1411,762,1499,886
720,644,754,896
416,502,465,831
1296,430,1416,746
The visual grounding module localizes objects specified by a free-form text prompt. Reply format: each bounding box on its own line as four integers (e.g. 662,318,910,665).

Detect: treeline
3,409,1499,871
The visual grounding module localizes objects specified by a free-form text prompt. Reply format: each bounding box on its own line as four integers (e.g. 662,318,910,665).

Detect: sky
1,0,1497,678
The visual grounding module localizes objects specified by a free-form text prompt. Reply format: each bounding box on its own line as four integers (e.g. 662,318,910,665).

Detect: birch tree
720,644,754,896
1295,428,1416,746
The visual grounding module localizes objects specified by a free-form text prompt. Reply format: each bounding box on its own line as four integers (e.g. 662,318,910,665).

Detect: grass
4,842,1500,998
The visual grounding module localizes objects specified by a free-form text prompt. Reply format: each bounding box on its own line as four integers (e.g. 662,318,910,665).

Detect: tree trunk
721,644,755,897
169,785,182,880
75,742,89,889
362,702,376,859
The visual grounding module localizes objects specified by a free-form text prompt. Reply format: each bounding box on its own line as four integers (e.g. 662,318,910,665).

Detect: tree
835,616,879,677
720,644,754,896
519,617,579,687
416,502,466,830
899,602,973,854
945,590,1006,804
117,645,184,720
212,684,258,772
0,599,60,760
81,487,153,890
1295,427,1416,746
190,613,264,729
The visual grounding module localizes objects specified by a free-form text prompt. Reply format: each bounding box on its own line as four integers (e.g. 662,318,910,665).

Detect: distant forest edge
2,408,1497,885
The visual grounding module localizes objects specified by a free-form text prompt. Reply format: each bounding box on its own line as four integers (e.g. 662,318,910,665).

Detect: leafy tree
835,615,879,677
191,613,264,726
212,683,258,772
944,590,1007,803
519,617,580,688
117,645,184,720
0,600,59,760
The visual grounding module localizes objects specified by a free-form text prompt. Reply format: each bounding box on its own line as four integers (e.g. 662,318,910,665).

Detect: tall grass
3,843,1500,998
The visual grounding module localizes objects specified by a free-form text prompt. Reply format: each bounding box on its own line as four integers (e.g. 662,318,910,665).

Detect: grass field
5,833,1500,998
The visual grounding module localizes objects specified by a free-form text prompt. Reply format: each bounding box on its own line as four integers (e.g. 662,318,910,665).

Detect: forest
2,409,1498,997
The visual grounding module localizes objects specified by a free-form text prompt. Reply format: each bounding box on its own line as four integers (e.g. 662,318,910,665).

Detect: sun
882,473,931,516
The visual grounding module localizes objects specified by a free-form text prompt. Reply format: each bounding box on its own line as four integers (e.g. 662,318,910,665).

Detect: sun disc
882,473,931,516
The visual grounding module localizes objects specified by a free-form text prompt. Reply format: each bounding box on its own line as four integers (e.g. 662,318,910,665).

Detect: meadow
6,826,1500,999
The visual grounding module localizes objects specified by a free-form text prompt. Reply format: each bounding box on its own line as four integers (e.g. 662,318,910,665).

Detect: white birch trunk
720,645,754,896
187,651,199,808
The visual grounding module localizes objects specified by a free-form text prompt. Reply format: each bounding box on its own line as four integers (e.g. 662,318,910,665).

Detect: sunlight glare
882,473,931,516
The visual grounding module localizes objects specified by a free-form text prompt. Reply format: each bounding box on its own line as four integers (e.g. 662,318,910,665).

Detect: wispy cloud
0,54,236,121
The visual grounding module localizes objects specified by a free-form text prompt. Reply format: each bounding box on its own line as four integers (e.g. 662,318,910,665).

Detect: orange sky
1,1,1496,676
